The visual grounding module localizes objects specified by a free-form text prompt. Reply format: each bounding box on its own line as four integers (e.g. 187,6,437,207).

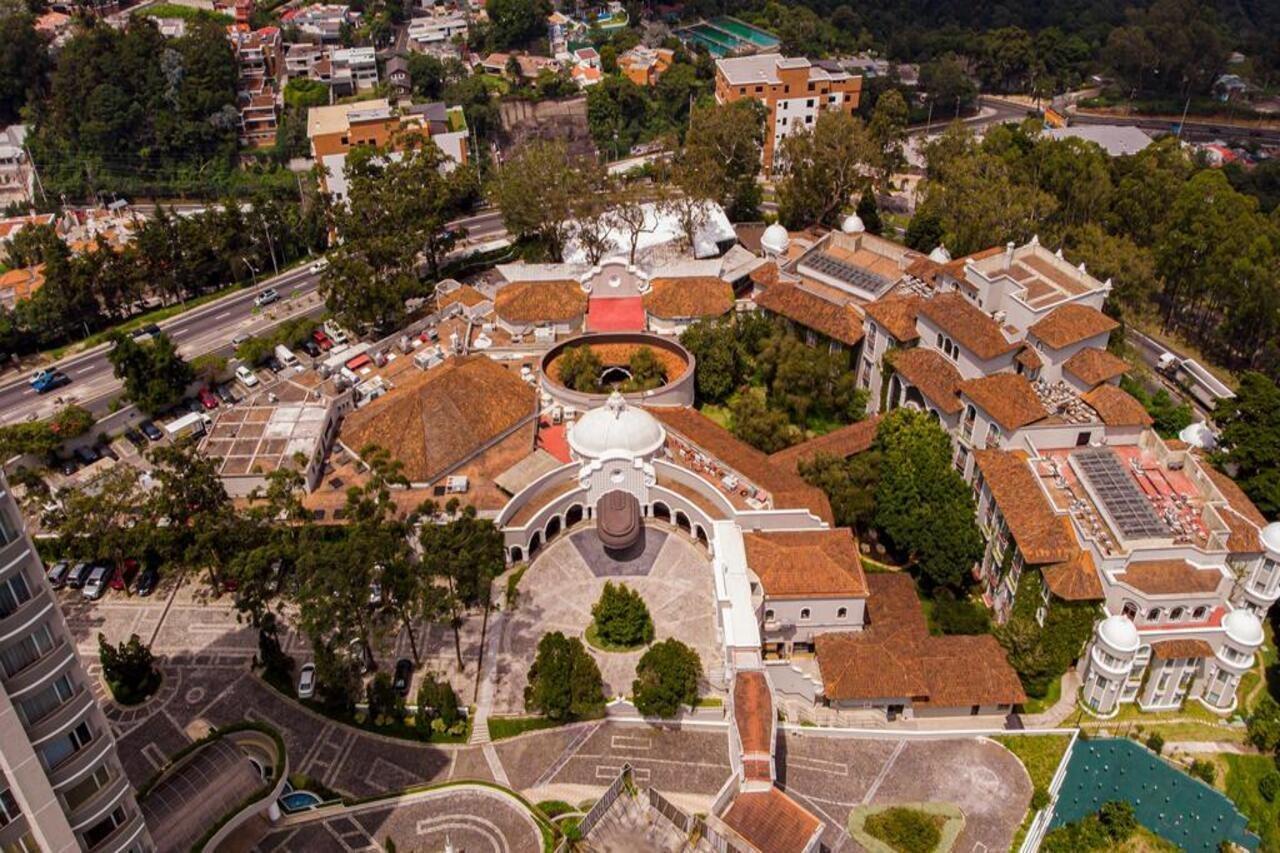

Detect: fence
577,762,631,839
648,786,754,853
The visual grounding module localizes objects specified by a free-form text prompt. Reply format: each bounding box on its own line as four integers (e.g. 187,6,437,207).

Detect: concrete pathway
1167,741,1255,755
1019,671,1082,728
469,607,507,746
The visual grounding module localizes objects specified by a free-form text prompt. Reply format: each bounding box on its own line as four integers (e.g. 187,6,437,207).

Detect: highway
0,209,507,427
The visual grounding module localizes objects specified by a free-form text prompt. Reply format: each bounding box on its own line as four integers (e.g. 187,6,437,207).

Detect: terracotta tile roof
768,415,881,475
1063,347,1129,387
918,292,1019,360
1029,304,1118,349
339,355,536,484
888,348,963,414
1203,464,1267,527
904,256,945,289
1151,638,1214,660
733,671,772,753
755,282,864,346
744,529,869,599
916,634,1028,708
1082,384,1153,427
1220,507,1262,553
815,574,1025,706
721,787,821,853
959,374,1048,431
1041,543,1104,601
0,264,45,304
864,294,922,342
648,407,834,524
438,284,490,310
975,450,1076,564
643,276,733,320
747,259,780,287
1015,345,1042,370
494,279,587,324
1118,560,1224,596
940,245,1003,280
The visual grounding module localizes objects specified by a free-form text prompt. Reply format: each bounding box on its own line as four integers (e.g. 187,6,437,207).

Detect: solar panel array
1074,448,1169,540
806,252,891,295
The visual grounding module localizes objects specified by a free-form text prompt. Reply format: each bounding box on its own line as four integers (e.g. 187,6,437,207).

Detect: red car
312,330,333,351
109,559,139,591
198,387,219,410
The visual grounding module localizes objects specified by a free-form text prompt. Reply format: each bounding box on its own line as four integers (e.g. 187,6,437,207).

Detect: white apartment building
406,11,467,52
0,126,35,208
331,47,379,90
0,474,152,852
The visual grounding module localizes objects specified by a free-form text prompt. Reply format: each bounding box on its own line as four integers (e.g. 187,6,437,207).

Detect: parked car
136,565,160,597
139,420,164,442
73,445,99,466
58,457,79,477
264,355,284,373
185,397,205,415
132,323,162,340
312,330,333,351
392,659,413,696
254,288,280,307
300,339,322,358
109,560,139,591
215,384,238,405
297,663,316,699
65,562,92,590
196,387,217,410
235,365,259,387
124,429,147,451
231,333,251,349
47,561,71,589
82,565,110,600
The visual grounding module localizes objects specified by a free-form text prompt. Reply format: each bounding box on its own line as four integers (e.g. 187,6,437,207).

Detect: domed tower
1237,522,1280,616
1081,614,1140,716
840,212,865,234
1202,609,1264,712
760,223,790,258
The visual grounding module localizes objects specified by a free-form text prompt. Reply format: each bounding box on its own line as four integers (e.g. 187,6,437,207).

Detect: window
0,510,17,547
837,607,848,619
1076,431,1092,447
83,806,127,847
799,608,811,621
0,787,18,827
764,609,774,621
1146,608,1162,622
0,572,30,619
1169,607,1185,621
1,623,55,677
1192,606,1208,620
805,115,813,124
20,673,74,724
64,765,111,811
754,85,763,94
806,98,814,108
39,721,93,769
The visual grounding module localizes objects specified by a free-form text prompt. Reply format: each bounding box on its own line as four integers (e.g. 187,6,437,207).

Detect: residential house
386,55,411,98
280,3,359,43
618,45,674,87
0,126,35,208
406,10,468,53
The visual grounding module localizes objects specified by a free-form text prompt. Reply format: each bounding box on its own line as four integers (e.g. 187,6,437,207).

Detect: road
0,209,507,427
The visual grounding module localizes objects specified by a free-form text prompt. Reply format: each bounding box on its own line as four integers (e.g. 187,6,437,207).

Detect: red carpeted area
587,296,646,331
537,419,572,463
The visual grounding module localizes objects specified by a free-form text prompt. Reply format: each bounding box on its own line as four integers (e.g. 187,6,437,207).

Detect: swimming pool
687,25,738,57
278,790,323,814
711,17,780,48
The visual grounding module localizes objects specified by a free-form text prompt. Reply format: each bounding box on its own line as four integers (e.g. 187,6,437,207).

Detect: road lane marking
75,366,95,375
174,327,190,336
214,312,230,319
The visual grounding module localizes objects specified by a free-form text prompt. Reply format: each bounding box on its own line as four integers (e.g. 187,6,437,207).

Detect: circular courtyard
494,526,724,713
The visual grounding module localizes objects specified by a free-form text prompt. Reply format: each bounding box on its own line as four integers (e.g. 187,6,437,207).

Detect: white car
297,663,316,699
235,365,259,387
82,565,109,600
310,259,329,274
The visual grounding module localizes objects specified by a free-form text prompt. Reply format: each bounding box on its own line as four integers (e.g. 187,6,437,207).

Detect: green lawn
488,716,565,740
1223,753,1280,851
993,734,1072,851
137,3,232,21
1020,673,1063,715
478,74,511,94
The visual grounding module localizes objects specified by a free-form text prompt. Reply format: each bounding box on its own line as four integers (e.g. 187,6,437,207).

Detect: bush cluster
863,807,942,853
591,582,654,649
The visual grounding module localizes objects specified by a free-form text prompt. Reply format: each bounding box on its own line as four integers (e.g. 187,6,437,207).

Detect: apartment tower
0,473,150,852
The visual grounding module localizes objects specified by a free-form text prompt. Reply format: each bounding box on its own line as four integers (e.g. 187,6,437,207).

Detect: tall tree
419,509,506,670
776,110,877,229
1213,372,1280,516
524,631,605,721
492,140,594,261
682,100,764,221
867,88,909,186
106,330,194,415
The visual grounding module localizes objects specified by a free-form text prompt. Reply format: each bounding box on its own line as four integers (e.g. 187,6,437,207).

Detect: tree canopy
106,330,194,416
632,639,701,718
524,631,606,721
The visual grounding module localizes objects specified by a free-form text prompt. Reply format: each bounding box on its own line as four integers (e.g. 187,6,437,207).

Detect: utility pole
260,215,279,275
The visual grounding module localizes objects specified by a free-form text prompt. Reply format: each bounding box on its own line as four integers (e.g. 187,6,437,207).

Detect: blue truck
29,369,70,394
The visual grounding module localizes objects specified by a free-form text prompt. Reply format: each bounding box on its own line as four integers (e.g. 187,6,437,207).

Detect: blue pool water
279,791,323,813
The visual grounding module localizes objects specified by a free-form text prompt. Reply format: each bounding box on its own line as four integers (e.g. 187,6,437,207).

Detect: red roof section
587,296,646,331
733,671,772,754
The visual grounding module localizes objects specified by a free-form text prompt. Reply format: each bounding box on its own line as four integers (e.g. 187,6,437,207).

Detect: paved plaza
494,531,725,713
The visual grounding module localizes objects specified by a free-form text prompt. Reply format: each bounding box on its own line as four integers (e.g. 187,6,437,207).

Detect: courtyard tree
419,509,506,669
729,392,796,454
1212,372,1280,516
524,631,606,721
590,581,654,649
682,100,764,220
106,330,195,416
557,345,605,393
98,633,161,705
798,449,882,534
872,408,983,589
776,110,878,229
632,639,701,718
679,318,748,404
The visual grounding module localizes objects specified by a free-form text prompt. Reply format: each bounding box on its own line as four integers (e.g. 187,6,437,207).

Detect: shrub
366,673,405,726
591,582,654,648
1098,800,1137,841
1030,786,1051,811
632,639,701,718
1259,771,1280,802
863,807,942,853
98,633,161,705
1145,732,1165,755
1189,758,1216,784
414,673,460,735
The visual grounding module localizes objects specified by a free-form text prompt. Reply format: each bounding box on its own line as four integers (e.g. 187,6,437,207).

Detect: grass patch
584,622,647,653
695,696,723,708
1019,672,1063,715
697,401,733,429
1224,753,1280,852
849,802,964,853
137,2,233,21
478,74,511,94
537,800,576,818
488,715,565,740
994,734,1071,851
505,564,528,609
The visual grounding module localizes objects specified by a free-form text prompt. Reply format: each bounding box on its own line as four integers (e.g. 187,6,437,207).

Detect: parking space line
142,742,167,770
595,765,650,783
610,735,651,750
862,739,907,804
787,754,849,776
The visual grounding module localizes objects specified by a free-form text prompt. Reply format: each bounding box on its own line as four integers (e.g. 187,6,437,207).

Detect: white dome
1178,421,1217,450
928,244,951,263
1224,608,1264,648
567,391,666,459
1262,522,1280,554
760,223,789,255
1097,614,1139,653
841,213,865,234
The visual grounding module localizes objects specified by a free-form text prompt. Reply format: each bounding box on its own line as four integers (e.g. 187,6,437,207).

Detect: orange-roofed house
617,45,674,86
